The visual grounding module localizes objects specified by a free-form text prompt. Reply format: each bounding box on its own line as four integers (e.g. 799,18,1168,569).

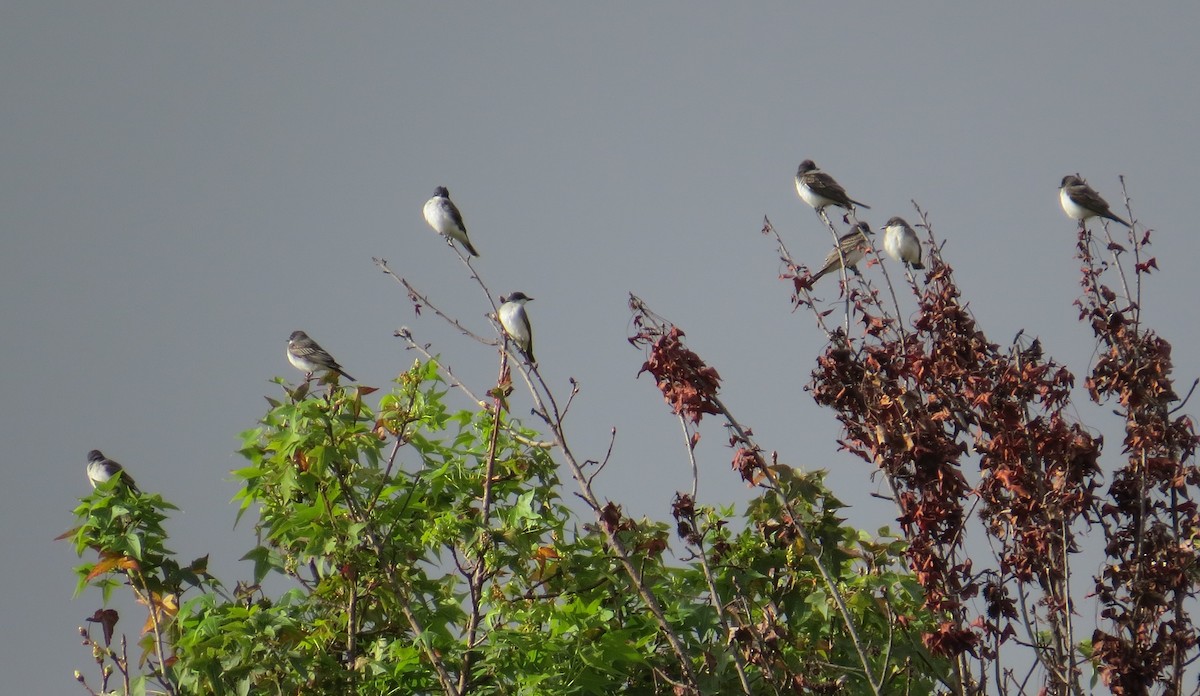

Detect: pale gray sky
4,4,1199,691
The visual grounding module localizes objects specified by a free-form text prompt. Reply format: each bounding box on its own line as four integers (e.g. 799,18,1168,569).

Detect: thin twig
396,328,553,449
677,415,699,501
374,258,495,346
762,216,835,338
585,428,618,489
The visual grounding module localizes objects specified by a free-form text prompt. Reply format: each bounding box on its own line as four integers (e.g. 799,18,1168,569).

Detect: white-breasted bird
86,449,140,493
423,186,480,256
882,216,925,270
795,160,870,212
1059,174,1130,227
498,292,535,363
812,222,874,281
287,330,355,382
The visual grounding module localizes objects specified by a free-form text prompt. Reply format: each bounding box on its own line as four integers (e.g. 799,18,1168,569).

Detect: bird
287,330,355,381
795,160,870,212
498,292,535,363
1059,174,1130,227
423,186,480,257
812,222,874,281
882,216,925,270
86,449,140,493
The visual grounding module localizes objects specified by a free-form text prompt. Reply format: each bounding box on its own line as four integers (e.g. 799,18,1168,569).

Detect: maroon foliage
1077,224,1200,695
630,311,722,425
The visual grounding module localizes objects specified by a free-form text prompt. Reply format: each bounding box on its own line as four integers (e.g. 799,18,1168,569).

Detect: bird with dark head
882,216,925,270
498,292,535,363
1059,174,1130,227
795,160,870,212
423,186,480,256
86,449,140,493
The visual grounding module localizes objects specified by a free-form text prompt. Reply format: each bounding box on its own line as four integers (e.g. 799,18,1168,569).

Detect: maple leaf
137,591,179,636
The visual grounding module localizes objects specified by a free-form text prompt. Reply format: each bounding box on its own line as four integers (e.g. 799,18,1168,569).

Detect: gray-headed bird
1059,175,1130,227
882,216,925,270
287,330,355,382
795,160,870,212
423,186,480,256
813,222,874,281
498,292,535,363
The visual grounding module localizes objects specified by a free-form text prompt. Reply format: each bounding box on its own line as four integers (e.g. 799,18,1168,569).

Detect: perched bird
882,216,925,270
795,160,870,212
287,330,355,382
812,222,874,281
86,449,140,493
1059,175,1130,227
423,186,480,257
498,292,535,363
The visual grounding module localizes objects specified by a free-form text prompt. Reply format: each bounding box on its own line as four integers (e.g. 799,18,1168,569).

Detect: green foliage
66,360,947,694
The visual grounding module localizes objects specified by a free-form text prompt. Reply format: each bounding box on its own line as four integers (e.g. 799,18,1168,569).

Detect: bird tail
123,473,142,495
1106,212,1131,228
337,369,356,382
463,239,480,257
851,199,871,210
811,265,835,281
910,261,926,270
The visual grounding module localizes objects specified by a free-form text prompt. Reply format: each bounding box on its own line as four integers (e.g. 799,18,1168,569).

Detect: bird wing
443,199,467,231
1070,184,1113,215
294,343,334,366
805,171,853,206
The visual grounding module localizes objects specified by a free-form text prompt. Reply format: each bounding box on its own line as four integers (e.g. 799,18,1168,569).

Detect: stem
675,414,753,695
711,395,883,696
457,352,507,694
127,572,179,696
514,358,701,691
